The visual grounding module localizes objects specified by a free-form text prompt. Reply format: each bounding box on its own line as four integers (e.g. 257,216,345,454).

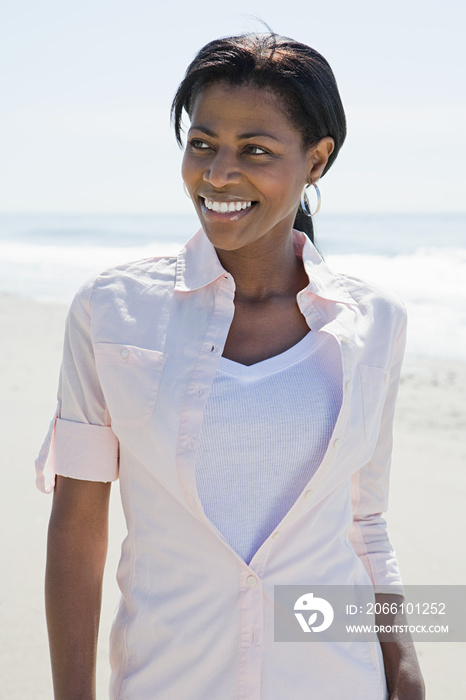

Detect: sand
1,294,465,699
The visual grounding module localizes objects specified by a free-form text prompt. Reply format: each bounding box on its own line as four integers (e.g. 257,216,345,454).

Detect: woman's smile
202,197,253,212
199,195,256,223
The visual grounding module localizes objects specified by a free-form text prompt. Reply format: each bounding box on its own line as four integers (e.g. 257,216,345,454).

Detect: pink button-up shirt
36,228,406,700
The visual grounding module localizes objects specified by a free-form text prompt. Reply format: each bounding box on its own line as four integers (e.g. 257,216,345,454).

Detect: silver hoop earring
183,182,191,199
300,182,321,217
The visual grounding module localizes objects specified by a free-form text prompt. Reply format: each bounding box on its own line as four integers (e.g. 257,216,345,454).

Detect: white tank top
195,330,342,564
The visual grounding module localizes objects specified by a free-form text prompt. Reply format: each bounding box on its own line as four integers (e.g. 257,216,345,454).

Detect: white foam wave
328,248,466,361
1,243,465,361
0,239,184,304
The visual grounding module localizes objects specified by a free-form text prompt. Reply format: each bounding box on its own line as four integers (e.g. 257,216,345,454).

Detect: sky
1,0,465,214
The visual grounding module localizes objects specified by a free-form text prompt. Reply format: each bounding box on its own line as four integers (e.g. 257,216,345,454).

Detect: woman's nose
203,149,241,188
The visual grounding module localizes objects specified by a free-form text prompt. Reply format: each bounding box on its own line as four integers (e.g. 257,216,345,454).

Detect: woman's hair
171,32,346,243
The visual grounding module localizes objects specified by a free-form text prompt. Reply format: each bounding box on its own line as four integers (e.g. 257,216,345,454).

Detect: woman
37,32,425,699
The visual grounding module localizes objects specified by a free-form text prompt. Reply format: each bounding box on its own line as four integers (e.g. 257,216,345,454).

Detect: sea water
0,212,465,360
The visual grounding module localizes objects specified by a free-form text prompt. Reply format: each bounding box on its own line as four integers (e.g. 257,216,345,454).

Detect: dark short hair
171,32,346,242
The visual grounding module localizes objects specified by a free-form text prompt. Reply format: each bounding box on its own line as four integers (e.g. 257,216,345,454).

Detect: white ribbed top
195,331,342,564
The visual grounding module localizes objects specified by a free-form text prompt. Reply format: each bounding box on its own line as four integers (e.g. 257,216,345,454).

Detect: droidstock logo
294,592,334,633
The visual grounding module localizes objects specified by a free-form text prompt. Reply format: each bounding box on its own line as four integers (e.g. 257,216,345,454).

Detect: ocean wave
1,243,465,361
328,249,466,360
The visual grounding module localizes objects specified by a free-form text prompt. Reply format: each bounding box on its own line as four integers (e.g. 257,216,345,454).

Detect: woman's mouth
199,196,257,222
202,197,253,213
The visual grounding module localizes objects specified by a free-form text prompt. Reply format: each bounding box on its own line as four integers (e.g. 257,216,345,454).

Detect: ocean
1,212,465,361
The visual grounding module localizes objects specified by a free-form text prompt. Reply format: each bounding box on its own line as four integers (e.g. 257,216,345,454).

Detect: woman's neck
215,233,308,303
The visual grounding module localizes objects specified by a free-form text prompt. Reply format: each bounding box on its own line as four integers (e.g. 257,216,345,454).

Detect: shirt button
246,575,257,587
272,530,282,539
120,348,129,359
181,436,195,450
333,438,341,450
304,489,314,500
345,380,353,392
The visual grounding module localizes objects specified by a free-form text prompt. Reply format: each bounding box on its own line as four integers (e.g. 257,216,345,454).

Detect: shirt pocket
358,364,390,446
94,343,167,427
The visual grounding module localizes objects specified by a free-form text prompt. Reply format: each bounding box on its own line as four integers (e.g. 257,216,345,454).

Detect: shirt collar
175,228,227,292
296,230,357,305
175,227,356,305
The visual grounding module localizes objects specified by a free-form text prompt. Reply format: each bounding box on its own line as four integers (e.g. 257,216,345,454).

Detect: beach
1,293,465,699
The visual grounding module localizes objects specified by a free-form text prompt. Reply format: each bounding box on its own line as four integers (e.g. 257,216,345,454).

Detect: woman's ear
307,137,335,183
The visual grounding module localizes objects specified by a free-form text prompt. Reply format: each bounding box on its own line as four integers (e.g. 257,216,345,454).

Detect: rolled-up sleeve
349,311,407,596
35,280,119,493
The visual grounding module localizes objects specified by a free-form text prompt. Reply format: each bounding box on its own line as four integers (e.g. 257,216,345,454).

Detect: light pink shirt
36,228,406,700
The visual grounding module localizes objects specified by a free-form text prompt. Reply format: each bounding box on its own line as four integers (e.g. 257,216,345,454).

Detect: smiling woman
38,31,424,700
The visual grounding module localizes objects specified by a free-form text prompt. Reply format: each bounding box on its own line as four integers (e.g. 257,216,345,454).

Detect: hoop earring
183,182,191,199
300,182,321,217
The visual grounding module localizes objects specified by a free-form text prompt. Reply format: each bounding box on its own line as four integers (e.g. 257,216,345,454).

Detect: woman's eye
188,138,211,150
245,145,268,155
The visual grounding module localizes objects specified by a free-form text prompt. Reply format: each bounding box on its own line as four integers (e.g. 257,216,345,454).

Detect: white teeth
204,197,252,212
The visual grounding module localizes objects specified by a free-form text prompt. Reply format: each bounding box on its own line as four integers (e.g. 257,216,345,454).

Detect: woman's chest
90,287,389,498
221,295,311,365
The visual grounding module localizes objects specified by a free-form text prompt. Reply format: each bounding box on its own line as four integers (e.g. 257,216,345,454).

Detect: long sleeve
35,280,119,493
349,313,407,595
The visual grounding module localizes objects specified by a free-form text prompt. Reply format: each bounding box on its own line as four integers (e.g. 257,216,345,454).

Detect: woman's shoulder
335,271,407,340
302,234,406,323
74,255,179,301
338,271,406,317
96,254,179,288
62,255,179,327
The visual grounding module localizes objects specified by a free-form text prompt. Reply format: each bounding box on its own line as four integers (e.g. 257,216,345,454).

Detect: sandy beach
1,293,465,699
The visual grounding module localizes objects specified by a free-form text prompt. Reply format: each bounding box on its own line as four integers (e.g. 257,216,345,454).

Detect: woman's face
182,81,333,253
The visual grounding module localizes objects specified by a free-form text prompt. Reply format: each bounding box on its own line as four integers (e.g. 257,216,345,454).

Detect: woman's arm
375,593,425,700
45,475,111,700
347,311,424,696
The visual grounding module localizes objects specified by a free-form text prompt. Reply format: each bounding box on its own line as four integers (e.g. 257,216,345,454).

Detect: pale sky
1,0,465,214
